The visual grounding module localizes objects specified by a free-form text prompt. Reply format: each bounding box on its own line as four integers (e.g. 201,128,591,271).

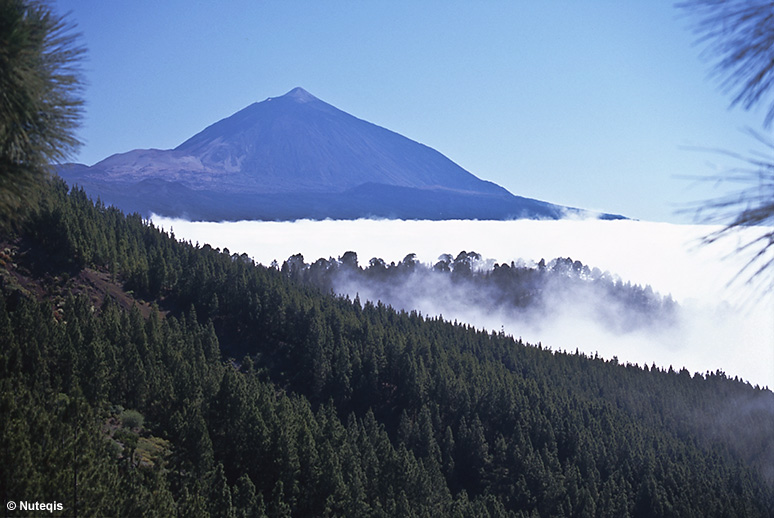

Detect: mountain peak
282,87,318,103
57,87,626,221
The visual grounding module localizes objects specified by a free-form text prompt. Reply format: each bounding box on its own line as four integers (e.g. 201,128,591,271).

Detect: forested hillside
1,179,773,517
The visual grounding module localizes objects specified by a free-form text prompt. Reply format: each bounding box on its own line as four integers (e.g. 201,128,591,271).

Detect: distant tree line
280,250,679,335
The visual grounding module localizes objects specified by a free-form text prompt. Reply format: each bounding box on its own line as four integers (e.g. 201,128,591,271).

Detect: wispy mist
152,217,774,387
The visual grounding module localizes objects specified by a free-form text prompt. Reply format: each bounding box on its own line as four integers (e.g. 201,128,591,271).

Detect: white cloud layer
153,217,774,388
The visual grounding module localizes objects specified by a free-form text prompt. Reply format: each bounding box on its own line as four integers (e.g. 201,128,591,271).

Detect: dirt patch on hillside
76,268,161,318
0,241,163,319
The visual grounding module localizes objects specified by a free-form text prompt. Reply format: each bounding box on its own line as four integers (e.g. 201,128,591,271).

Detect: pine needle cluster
0,0,84,220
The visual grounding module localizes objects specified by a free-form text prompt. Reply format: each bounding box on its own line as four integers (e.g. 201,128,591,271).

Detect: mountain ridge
57,87,625,221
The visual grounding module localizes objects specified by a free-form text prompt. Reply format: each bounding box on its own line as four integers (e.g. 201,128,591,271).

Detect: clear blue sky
56,0,767,222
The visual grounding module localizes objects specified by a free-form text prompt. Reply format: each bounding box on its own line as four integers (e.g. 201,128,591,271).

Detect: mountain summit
281,86,320,102
58,88,623,221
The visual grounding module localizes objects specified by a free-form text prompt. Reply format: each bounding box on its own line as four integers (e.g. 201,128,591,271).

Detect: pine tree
0,0,84,220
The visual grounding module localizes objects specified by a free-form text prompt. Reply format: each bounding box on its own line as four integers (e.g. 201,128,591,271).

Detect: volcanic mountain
58,87,623,221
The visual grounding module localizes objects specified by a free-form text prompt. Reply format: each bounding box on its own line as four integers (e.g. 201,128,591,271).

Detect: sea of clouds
152,216,774,388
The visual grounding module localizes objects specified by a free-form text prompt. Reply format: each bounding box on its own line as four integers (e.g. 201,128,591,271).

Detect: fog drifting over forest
153,217,774,388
